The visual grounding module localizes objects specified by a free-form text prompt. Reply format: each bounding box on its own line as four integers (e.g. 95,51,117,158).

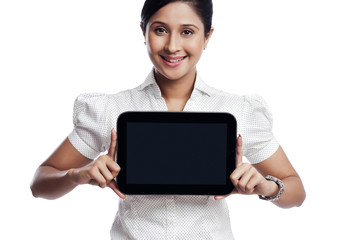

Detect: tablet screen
126,122,227,185
116,111,237,195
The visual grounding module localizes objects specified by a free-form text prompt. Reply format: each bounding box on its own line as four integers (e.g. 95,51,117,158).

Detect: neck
154,69,196,101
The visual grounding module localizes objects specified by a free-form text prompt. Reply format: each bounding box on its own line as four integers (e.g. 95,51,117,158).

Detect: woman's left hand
214,135,278,200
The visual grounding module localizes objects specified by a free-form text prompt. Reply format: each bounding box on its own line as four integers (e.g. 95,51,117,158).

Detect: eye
182,29,194,36
154,27,168,35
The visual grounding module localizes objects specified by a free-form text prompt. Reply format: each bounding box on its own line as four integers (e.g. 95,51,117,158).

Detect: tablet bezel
116,111,237,195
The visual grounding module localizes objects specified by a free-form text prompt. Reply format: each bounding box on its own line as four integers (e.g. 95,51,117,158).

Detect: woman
31,0,306,239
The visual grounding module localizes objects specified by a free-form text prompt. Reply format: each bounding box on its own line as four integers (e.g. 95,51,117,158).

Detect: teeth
165,57,184,63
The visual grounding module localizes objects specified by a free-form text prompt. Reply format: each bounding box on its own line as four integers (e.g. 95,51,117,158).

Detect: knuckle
230,174,237,183
99,180,107,188
242,163,251,168
238,181,246,190
111,162,121,173
88,168,96,177
246,185,254,193
247,188,255,194
107,174,114,182
249,167,256,174
115,165,121,172
99,155,110,162
246,180,254,188
94,158,104,167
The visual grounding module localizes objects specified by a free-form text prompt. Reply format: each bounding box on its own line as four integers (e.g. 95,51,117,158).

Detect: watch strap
259,175,285,201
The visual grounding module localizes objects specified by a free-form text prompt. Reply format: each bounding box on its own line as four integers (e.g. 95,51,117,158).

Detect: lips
160,55,187,67
162,56,186,62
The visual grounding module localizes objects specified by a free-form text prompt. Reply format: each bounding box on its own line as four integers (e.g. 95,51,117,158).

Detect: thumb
107,128,117,157
236,134,243,167
214,188,239,200
108,180,126,200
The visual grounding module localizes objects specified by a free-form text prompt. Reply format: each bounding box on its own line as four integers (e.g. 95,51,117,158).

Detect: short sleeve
68,93,110,159
241,94,279,164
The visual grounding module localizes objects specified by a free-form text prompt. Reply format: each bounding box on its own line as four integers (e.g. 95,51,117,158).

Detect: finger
99,165,115,183
88,168,107,188
107,128,117,158
108,180,126,199
230,163,252,194
230,162,251,183
246,173,261,194
237,167,256,193
214,196,226,200
88,179,99,186
101,155,121,174
214,188,238,200
95,156,118,181
236,134,243,167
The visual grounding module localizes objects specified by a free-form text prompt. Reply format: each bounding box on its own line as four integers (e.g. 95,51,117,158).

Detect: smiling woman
142,1,214,111
30,0,306,239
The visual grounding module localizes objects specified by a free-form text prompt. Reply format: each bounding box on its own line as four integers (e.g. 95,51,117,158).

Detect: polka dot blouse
68,70,279,240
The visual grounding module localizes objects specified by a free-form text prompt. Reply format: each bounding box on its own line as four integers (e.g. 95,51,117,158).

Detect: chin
161,71,184,81
155,67,195,82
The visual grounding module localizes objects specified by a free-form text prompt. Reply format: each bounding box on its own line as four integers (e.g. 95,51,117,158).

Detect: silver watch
259,175,285,201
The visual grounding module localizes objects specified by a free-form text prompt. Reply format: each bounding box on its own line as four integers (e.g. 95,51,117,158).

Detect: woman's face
144,2,213,82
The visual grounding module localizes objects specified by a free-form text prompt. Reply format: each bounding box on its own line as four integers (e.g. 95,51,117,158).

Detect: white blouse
68,70,279,240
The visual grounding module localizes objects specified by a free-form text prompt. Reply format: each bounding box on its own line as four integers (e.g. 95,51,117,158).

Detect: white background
1,0,337,239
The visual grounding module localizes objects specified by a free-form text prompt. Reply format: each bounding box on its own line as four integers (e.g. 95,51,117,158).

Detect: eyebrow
150,21,200,30
182,24,200,30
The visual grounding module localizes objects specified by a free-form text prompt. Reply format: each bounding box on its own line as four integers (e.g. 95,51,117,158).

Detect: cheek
185,39,204,57
147,34,163,54
146,37,165,68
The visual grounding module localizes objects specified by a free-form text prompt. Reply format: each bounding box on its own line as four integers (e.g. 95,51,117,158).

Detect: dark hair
141,0,213,36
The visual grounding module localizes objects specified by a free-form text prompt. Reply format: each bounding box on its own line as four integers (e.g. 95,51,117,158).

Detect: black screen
126,122,227,185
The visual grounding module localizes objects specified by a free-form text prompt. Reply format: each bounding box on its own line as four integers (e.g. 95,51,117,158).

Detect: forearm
30,166,78,200
272,175,306,209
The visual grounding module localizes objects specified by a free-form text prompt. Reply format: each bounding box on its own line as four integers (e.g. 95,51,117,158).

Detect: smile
161,56,187,67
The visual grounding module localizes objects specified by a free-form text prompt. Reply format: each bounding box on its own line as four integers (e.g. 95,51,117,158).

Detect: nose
165,33,181,53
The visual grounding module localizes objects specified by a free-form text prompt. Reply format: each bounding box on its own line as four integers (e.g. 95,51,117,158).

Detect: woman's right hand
69,129,126,199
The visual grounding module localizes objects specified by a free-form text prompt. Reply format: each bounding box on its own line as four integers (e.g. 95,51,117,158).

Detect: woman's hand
69,129,126,199
214,135,278,200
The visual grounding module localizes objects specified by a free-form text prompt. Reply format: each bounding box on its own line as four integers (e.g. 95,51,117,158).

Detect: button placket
150,85,168,111
184,91,199,111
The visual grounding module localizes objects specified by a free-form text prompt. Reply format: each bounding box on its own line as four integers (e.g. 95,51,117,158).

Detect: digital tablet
116,111,237,195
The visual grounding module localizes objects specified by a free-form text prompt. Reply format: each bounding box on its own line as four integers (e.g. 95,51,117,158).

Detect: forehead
148,2,204,27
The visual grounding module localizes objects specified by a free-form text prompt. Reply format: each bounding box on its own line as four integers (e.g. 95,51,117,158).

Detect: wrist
259,175,285,201
66,168,79,185
265,179,279,197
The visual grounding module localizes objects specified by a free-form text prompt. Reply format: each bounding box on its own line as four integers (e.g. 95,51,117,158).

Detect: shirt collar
137,69,216,97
